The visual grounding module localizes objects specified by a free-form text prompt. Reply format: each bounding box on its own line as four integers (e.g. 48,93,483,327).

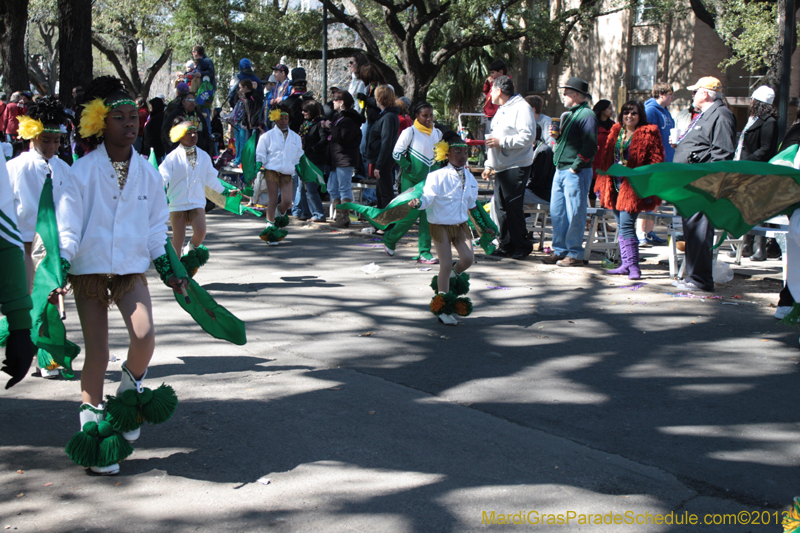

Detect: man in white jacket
481,76,536,260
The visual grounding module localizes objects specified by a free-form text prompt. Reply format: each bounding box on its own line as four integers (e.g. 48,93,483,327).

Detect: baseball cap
751,85,775,105
176,82,190,95
687,77,722,91
271,64,289,74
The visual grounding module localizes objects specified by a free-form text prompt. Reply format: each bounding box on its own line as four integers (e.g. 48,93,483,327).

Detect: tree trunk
0,0,30,95
58,0,92,106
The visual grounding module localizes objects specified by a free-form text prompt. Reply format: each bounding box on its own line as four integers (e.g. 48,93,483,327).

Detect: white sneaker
39,366,60,378
361,227,376,234
438,313,458,326
267,241,279,246
90,464,121,475
775,306,792,320
117,364,144,443
384,245,395,257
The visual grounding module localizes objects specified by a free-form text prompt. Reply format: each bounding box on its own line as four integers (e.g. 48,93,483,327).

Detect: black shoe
511,252,529,260
492,249,512,258
766,238,782,259
750,235,767,261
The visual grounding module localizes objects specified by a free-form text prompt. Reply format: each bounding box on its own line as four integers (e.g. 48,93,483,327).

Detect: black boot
766,238,782,259
729,234,754,258
750,235,767,261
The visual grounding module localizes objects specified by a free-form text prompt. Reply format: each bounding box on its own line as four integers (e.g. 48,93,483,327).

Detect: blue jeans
291,173,326,220
328,166,354,201
550,167,592,259
613,209,639,240
233,126,251,164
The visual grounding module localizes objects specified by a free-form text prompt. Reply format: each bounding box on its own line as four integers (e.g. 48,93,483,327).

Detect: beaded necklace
614,128,634,167
111,160,130,190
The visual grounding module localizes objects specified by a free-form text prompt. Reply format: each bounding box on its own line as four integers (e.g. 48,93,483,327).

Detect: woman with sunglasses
595,100,664,279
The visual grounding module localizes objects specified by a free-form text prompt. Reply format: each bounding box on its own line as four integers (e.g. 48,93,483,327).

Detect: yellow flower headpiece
269,108,287,122
433,141,449,162
169,123,197,143
18,116,44,140
79,98,110,138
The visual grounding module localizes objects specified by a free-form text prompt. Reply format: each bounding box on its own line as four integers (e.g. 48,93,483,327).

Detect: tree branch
91,34,137,94
320,0,382,57
689,0,715,29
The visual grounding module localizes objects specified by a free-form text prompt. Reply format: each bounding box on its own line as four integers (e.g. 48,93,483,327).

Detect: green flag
30,175,81,378
338,181,426,230
164,239,247,345
148,148,158,169
241,132,258,185
205,179,264,217
295,154,327,194
602,145,800,238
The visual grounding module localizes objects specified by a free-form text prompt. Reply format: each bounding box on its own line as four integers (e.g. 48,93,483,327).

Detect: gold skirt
265,169,292,185
429,222,471,245
170,208,202,224
68,273,147,308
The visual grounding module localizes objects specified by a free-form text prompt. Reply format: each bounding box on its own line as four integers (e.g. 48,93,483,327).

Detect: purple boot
606,238,630,275
627,237,641,280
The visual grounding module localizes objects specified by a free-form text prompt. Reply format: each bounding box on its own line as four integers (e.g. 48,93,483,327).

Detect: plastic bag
712,259,734,284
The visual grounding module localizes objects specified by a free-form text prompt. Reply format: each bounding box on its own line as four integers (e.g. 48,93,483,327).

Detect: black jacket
367,106,399,168
526,140,555,202
673,100,736,164
328,108,364,168
284,91,314,133
142,98,165,161
302,119,328,168
739,114,778,162
237,92,263,131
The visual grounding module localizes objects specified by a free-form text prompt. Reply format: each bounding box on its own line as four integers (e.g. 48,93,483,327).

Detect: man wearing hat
672,76,736,292
543,77,598,267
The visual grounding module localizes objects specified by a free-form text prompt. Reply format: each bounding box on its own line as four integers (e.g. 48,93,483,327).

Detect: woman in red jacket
596,100,664,279
591,100,614,207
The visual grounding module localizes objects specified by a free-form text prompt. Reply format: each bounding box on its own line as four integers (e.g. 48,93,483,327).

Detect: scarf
413,119,433,135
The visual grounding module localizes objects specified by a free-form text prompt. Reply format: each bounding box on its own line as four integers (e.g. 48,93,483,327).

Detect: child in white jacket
409,131,494,325
255,106,302,245
7,97,71,377
160,119,234,273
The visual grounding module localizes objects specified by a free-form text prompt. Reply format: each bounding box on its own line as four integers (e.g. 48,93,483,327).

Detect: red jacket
2,102,24,137
482,75,512,119
595,123,664,213
138,106,149,138
398,114,412,134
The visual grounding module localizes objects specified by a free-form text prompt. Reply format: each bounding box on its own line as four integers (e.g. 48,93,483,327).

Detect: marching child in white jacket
160,118,234,275
256,106,303,245
7,96,70,377
408,131,494,325
52,76,187,475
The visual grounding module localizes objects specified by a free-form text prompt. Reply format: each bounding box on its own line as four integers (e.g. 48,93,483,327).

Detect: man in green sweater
543,77,598,267
0,158,36,389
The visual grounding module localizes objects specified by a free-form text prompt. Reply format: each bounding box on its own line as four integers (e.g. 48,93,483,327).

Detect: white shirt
486,94,536,171
57,144,169,275
160,146,224,212
255,126,303,176
0,156,23,251
7,149,70,241
418,164,479,225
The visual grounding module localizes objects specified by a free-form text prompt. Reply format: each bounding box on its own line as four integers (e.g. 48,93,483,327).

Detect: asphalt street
1,210,797,532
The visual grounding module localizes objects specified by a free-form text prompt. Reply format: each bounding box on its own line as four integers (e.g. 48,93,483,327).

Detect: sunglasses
623,111,638,116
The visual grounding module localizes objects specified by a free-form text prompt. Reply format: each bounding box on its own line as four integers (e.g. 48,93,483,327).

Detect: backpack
196,78,214,108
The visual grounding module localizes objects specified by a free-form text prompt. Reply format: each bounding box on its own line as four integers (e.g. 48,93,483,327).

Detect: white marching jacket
57,144,169,275
418,164,479,225
7,150,71,242
255,126,303,176
160,147,224,212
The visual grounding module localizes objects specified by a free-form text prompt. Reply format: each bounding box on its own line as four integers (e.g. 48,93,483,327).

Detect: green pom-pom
430,275,439,293
429,292,457,316
139,388,154,404
180,252,201,278
97,432,133,467
194,245,209,266
451,272,470,296
37,348,57,370
274,213,289,228
65,429,100,467
780,302,800,328
260,226,288,243
106,393,142,433
453,297,473,316
139,384,178,425
82,421,100,437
